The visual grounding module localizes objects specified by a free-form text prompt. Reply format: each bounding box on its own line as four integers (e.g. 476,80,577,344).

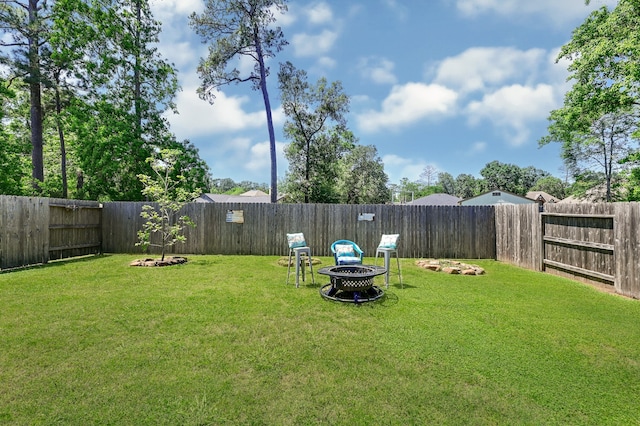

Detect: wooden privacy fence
102,202,497,259
496,203,640,299
0,196,101,270
4,195,640,299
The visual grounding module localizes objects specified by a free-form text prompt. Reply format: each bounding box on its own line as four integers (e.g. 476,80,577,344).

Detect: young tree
136,149,199,261
190,0,288,203
278,61,350,203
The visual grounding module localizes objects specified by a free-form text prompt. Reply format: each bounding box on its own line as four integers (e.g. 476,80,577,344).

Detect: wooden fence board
0,196,48,269
615,203,640,297
99,202,496,260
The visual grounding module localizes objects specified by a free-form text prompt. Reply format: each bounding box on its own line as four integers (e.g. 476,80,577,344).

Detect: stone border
415,259,485,276
130,256,188,267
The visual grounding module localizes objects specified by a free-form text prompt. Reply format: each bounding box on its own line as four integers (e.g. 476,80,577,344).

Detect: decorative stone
415,259,485,277
130,256,188,267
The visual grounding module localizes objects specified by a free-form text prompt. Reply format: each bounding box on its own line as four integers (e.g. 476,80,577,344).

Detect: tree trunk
28,0,44,188
254,26,278,203
55,84,68,198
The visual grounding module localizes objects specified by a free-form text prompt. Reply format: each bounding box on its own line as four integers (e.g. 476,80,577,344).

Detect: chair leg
307,253,315,285
295,251,301,288
286,250,293,285
395,253,403,288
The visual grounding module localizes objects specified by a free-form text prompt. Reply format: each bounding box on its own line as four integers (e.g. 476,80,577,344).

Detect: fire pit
318,265,386,303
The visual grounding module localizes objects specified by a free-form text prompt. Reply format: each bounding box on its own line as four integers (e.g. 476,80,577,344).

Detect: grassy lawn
1,254,640,425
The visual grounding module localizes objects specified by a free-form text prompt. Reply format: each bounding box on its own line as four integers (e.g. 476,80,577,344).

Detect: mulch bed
130,256,188,267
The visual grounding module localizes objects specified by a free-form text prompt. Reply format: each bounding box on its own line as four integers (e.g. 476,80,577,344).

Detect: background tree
479,161,525,194
478,161,548,195
454,173,480,199
543,111,638,201
278,62,350,203
0,0,51,189
437,172,456,195
338,144,389,204
67,0,182,201
541,0,640,201
530,176,567,199
0,80,28,194
419,165,438,188
190,0,287,203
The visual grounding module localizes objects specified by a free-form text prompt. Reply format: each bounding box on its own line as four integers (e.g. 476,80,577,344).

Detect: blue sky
149,0,617,186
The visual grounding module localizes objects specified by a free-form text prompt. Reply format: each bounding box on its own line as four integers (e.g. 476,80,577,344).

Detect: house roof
526,191,561,204
460,189,536,206
195,190,283,203
407,193,462,206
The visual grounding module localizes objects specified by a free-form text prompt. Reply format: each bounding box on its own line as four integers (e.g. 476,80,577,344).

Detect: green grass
1,255,640,425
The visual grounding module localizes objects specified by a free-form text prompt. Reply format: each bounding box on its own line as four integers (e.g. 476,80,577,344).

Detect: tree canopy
541,0,640,201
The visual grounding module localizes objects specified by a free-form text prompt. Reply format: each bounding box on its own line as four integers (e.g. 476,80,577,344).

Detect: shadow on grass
1,253,109,274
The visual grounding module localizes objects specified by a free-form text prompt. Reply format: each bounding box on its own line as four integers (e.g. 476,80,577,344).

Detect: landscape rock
130,256,188,267
415,259,485,276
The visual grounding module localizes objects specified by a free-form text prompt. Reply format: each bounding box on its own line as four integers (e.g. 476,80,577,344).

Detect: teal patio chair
331,240,364,265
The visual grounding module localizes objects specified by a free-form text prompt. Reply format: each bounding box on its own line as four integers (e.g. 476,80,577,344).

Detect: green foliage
278,62,390,204
0,0,50,186
454,173,480,199
437,172,456,195
278,62,356,203
541,1,640,202
479,161,549,196
136,149,199,260
338,144,389,204
530,176,568,199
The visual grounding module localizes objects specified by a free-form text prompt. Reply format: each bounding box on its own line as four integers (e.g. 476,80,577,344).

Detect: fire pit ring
317,265,386,303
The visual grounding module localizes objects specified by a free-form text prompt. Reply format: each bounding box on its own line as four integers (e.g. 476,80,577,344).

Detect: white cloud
316,56,337,69
358,57,397,85
305,2,334,25
455,0,617,24
291,29,339,57
202,137,286,183
433,47,546,94
244,140,288,176
470,141,487,153
382,0,409,20
357,83,458,133
271,3,297,26
466,84,557,145
149,0,203,19
382,154,428,183
166,86,270,139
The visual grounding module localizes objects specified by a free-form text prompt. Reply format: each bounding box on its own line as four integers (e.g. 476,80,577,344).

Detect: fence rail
0,196,102,270
495,202,640,299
